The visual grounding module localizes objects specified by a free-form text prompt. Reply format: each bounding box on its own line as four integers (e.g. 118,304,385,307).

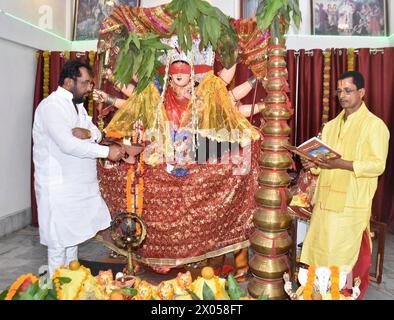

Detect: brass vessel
258,171,290,187
262,121,291,136
253,207,292,231
249,254,289,279
264,92,287,104
262,105,291,120
261,138,290,152
268,58,287,69
250,229,292,256
265,78,286,91
268,47,287,57
259,153,292,170
255,187,292,208
267,68,288,79
247,277,287,300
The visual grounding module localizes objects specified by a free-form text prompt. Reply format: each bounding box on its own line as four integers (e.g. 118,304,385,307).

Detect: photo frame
311,0,387,36
74,0,140,41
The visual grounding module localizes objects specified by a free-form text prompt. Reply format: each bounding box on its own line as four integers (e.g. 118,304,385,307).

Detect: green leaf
57,277,72,285
185,289,201,300
19,292,34,300
122,287,138,297
0,288,9,300
34,288,49,300
131,32,140,50
46,288,58,300
184,0,198,24
261,0,284,30
25,282,39,297
227,274,245,300
202,282,215,300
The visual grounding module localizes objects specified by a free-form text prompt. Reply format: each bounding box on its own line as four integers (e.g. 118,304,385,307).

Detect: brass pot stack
248,44,292,300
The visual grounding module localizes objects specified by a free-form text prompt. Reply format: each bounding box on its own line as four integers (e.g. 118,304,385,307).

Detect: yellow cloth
300,103,389,268
104,72,260,149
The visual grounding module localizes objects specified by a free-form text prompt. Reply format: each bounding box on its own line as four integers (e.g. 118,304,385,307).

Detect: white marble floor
0,225,393,299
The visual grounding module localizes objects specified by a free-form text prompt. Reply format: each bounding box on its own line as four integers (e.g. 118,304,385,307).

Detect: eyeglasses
336,88,358,96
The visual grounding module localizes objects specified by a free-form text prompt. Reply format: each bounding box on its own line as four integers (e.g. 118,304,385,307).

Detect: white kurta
33,86,111,248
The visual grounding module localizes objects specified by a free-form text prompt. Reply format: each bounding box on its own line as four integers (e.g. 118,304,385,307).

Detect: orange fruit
68,260,80,271
201,266,215,280
110,291,124,300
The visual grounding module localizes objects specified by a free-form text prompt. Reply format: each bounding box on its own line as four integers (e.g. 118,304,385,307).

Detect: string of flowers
43,50,50,98
5,273,38,300
347,48,355,71
330,266,340,300
188,51,199,152
303,265,315,300
321,49,331,126
52,266,64,300
88,50,96,116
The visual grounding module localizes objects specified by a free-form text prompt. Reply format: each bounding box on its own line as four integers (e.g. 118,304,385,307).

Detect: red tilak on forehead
169,62,191,75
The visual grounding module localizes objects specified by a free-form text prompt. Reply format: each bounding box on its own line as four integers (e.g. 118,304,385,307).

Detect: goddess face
169,61,191,88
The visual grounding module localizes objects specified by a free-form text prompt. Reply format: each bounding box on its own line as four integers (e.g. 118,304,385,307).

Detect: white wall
0,0,74,40
0,38,36,219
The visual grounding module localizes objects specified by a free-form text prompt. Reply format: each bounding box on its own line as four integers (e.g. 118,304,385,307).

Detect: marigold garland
5,273,38,300
88,50,96,116
321,49,331,126
347,48,355,71
303,265,315,300
330,266,340,300
43,50,50,98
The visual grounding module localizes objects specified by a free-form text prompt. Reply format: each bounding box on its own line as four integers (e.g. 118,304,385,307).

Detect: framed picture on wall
311,0,387,36
74,0,140,41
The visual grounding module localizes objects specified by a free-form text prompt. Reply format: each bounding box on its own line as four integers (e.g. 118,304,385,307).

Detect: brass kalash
248,43,293,300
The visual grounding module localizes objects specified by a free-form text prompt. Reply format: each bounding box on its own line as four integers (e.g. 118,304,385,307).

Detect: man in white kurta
300,71,389,299
33,61,124,276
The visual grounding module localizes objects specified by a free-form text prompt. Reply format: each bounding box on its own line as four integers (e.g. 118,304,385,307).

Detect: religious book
284,137,341,161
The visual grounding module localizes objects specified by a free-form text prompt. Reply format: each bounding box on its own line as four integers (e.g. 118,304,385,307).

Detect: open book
284,137,341,161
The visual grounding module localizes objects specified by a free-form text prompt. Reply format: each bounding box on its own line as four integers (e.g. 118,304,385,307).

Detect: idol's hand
93,89,108,103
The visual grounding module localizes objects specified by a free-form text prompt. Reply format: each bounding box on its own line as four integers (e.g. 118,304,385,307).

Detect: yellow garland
5,273,38,300
43,50,50,98
52,269,63,300
303,265,315,300
347,48,355,71
330,266,340,300
74,266,91,300
88,50,96,116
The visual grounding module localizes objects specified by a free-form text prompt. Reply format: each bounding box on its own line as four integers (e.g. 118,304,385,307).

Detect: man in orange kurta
300,71,389,299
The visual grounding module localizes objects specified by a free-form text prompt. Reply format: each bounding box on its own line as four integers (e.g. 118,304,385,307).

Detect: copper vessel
268,58,286,69
262,121,291,136
258,171,290,187
255,187,292,208
253,207,292,231
261,138,290,152
268,46,287,57
262,105,291,120
250,229,292,256
247,277,287,300
259,153,292,170
249,254,289,280
264,92,287,104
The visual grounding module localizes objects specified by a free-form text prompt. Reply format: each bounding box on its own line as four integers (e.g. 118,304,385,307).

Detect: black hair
338,71,365,89
58,60,93,86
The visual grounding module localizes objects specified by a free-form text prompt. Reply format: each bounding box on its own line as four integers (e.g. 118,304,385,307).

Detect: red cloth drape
31,51,96,225
286,47,394,232
357,48,394,230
